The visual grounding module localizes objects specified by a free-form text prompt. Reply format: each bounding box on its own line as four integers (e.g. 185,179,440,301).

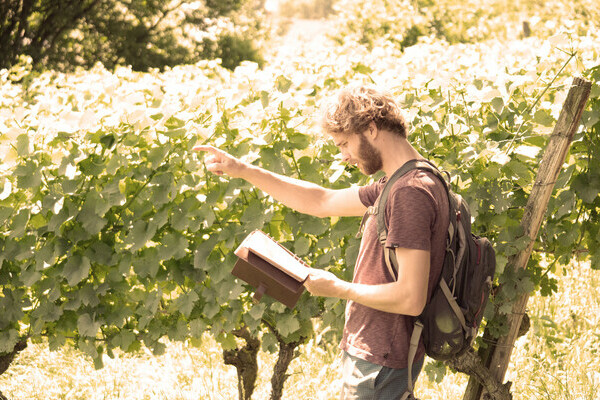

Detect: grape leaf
62,255,91,286
176,290,199,317
276,313,300,337
77,314,101,337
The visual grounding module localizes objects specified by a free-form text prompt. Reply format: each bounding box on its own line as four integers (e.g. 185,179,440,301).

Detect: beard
356,133,383,175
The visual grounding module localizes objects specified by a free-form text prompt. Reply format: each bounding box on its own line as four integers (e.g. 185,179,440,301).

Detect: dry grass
507,262,600,400
1,261,598,400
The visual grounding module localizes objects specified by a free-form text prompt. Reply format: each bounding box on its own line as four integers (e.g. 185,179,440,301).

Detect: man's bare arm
304,248,430,315
195,145,366,218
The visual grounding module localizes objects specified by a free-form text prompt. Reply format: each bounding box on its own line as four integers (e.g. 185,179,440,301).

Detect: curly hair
321,86,408,138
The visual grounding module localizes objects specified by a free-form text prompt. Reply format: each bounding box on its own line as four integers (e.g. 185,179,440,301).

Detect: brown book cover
233,230,310,308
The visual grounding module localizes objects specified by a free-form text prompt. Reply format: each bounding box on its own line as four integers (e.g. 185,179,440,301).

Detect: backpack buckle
356,206,377,238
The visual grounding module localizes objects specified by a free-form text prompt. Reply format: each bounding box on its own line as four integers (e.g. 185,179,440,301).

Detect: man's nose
341,151,351,162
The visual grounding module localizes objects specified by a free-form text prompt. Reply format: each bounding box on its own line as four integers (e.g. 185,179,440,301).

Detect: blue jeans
340,352,425,400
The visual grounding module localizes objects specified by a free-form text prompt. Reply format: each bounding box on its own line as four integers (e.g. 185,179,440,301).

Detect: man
196,86,449,399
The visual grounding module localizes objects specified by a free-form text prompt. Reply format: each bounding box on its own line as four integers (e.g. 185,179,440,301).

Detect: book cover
232,230,310,308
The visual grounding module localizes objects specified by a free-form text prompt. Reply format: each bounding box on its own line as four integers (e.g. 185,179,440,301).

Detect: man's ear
368,122,379,139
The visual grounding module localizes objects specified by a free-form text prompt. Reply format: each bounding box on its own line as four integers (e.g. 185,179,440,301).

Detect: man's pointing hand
193,145,244,178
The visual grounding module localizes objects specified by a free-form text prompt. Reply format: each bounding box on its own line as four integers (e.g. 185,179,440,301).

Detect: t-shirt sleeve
358,180,381,207
385,185,436,251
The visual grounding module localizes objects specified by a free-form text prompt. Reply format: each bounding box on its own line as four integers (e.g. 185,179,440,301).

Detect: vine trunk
222,328,260,400
270,339,301,400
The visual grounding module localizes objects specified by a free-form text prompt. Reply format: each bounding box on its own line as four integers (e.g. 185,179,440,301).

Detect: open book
233,230,310,308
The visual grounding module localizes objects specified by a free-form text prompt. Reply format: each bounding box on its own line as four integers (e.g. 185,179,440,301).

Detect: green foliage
204,0,245,17
568,65,600,270
333,0,600,50
201,35,265,71
0,59,368,370
278,0,336,19
0,0,266,72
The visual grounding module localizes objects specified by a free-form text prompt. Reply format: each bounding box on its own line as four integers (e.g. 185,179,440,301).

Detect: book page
236,231,310,281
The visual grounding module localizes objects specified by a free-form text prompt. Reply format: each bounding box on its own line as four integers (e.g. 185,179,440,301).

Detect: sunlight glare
264,0,279,13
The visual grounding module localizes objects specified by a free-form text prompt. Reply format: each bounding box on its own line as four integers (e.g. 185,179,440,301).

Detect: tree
0,0,263,72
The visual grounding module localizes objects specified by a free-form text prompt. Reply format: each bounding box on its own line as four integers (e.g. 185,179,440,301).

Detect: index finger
193,145,219,153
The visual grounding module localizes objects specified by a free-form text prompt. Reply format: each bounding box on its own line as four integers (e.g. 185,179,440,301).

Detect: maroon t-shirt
339,168,449,369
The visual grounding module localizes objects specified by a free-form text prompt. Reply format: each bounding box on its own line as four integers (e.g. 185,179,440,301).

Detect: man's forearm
338,281,424,316
197,145,365,217
305,248,430,316
239,162,329,217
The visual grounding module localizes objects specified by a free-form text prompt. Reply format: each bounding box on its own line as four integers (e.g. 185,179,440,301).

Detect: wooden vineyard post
462,77,592,400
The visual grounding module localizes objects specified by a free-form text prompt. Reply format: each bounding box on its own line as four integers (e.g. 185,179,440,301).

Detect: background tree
0,0,265,72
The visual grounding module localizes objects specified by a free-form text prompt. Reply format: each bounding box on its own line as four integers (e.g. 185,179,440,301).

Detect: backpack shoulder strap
375,160,454,400
375,159,450,280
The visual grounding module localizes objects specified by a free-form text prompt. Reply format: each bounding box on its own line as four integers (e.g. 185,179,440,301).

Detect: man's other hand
304,268,348,299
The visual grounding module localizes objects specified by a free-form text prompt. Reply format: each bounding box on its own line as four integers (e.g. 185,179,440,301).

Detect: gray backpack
360,159,496,399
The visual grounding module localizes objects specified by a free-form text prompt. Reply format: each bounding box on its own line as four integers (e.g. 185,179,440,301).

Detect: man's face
331,130,383,175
